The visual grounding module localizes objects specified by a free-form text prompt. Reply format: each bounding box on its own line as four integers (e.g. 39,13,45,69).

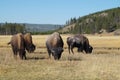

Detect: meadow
0,34,120,80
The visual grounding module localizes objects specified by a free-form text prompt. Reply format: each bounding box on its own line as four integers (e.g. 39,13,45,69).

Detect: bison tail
7,42,11,45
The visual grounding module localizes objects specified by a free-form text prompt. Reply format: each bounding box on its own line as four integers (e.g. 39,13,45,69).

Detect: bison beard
24,33,36,53
25,44,36,53
51,47,63,60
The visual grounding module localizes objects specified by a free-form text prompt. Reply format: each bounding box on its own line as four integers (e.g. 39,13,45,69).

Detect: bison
8,33,26,60
46,32,64,60
67,34,93,54
24,33,36,53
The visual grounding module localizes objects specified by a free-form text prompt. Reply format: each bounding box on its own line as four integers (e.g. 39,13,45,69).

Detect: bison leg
70,46,74,54
47,49,51,58
12,47,17,59
23,50,27,60
78,47,83,52
68,46,71,54
19,50,26,60
19,51,23,59
70,43,75,54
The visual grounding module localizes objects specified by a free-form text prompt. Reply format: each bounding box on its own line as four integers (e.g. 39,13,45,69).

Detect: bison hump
46,32,63,47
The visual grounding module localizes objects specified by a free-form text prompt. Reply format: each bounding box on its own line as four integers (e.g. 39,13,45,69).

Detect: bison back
46,32,64,48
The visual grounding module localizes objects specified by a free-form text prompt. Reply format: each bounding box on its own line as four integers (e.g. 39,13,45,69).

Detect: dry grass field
0,34,120,80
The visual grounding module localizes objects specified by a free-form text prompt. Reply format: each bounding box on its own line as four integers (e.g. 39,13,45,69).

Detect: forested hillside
60,7,120,34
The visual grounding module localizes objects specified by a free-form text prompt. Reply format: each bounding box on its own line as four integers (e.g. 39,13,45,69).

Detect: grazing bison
46,32,64,60
24,33,36,53
67,34,93,54
8,33,26,60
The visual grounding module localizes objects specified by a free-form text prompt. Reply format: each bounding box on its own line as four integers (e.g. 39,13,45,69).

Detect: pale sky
0,0,119,24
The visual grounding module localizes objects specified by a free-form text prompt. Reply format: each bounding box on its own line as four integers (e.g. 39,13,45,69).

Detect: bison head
51,47,64,60
26,44,36,53
84,45,93,53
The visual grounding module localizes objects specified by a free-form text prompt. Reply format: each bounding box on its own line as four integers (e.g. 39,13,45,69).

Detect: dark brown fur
24,33,36,53
67,34,93,54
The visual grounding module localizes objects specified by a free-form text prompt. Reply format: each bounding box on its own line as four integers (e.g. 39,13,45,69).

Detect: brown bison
8,33,26,59
46,32,64,60
24,33,36,53
8,33,36,60
67,34,93,54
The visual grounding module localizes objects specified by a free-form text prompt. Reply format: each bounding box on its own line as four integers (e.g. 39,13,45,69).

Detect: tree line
0,23,62,35
0,23,26,35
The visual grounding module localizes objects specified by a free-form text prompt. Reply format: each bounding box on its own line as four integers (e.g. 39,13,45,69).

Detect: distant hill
59,7,120,34
24,23,64,32
0,23,64,32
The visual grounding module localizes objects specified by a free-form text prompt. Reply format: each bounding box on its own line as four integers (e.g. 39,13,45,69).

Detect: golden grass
0,35,11,47
1,34,120,48
0,34,120,80
88,35,120,48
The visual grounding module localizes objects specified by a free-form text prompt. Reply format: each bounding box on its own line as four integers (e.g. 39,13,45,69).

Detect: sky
0,0,119,24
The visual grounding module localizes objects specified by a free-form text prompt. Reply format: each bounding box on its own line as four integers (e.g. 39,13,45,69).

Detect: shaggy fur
46,32,64,60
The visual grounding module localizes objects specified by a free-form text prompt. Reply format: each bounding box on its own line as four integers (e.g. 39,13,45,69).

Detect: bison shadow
67,56,82,61
26,51,48,60
33,51,47,54
60,55,82,61
26,56,48,60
